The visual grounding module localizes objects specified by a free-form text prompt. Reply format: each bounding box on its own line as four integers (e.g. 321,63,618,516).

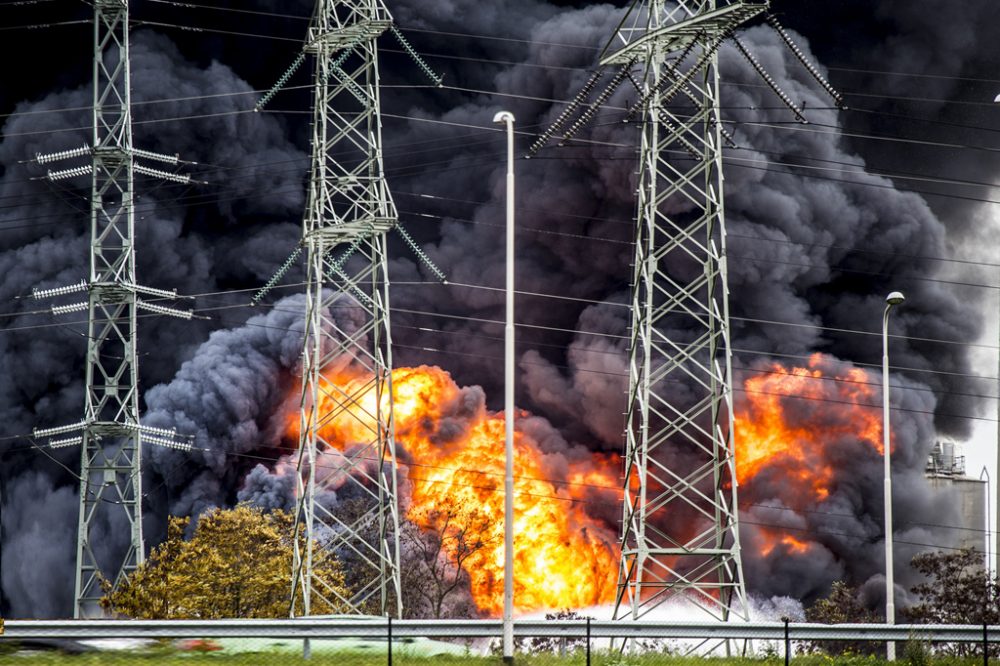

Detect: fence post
388,615,392,666
984,622,988,666
586,616,591,666
784,617,790,666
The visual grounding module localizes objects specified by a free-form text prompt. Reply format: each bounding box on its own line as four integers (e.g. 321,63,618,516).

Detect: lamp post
992,93,1000,575
882,290,904,662
981,466,991,569
493,109,516,666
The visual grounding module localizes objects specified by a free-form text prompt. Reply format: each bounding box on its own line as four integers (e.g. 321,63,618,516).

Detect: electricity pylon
290,0,402,617
32,0,192,618
529,1,842,624
605,0,768,623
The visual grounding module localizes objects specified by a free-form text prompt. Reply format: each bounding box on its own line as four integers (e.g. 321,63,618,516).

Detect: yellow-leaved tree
101,504,349,618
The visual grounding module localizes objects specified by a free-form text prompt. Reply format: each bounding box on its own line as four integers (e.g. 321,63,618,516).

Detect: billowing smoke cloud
0,473,76,617
380,0,984,606
0,29,307,615
141,295,305,522
0,0,990,616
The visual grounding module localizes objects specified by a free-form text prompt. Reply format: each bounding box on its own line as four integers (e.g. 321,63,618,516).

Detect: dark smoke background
0,0,995,617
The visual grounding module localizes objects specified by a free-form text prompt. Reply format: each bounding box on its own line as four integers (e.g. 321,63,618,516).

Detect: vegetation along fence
2,618,1000,664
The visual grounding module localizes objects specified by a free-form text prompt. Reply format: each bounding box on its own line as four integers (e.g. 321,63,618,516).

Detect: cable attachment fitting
766,14,845,109
526,67,605,158
732,35,807,123
49,436,84,449
136,300,193,319
47,165,93,182
251,245,303,305
134,163,191,184
33,420,88,439
143,435,193,452
255,51,307,112
36,145,90,164
51,302,88,316
32,280,88,300
390,25,444,87
395,223,446,282
558,56,637,147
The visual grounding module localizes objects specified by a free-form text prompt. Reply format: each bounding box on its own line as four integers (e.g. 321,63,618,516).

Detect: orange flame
735,353,885,555
760,533,812,558
290,364,620,616
282,351,884,608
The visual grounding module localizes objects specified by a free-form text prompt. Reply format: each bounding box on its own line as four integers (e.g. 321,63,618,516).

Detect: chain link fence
1,618,999,664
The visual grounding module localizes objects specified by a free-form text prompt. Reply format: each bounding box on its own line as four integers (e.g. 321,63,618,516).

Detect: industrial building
925,439,988,556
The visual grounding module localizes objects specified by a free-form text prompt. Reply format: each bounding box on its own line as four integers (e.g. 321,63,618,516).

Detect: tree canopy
400,499,497,618
906,547,1000,625
805,580,879,656
102,504,349,618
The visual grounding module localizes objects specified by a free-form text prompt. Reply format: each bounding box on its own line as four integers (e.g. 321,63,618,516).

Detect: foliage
400,499,498,618
906,548,1000,625
11,649,1000,665
524,609,588,654
904,548,1000,657
101,504,348,618
903,636,932,666
805,581,879,656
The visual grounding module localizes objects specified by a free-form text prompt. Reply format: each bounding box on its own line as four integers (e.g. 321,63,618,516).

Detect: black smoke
0,0,991,616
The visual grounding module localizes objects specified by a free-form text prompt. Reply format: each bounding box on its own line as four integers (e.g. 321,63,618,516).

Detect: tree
399,500,498,618
805,581,879,655
905,548,1000,657
102,504,349,618
907,548,1000,625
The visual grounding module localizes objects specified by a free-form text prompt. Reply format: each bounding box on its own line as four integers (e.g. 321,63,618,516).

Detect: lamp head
886,291,905,306
493,110,515,124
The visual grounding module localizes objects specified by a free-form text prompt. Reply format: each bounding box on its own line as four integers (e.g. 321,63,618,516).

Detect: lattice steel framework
31,0,192,618
291,0,401,617
605,0,767,622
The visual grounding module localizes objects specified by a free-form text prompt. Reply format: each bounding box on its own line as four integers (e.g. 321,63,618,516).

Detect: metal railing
3,617,1000,641
2,618,998,663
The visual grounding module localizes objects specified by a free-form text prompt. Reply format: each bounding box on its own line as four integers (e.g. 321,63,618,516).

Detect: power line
142,0,310,22
398,25,1000,89
403,207,1000,298
6,101,1000,222
382,37,1000,109
129,18,304,44
400,189,1000,270
3,431,979,554
0,18,86,31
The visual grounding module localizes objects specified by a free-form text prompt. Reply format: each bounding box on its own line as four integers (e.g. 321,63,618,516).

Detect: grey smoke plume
0,0,990,616
0,473,76,617
142,295,306,521
0,29,307,616
381,1,984,606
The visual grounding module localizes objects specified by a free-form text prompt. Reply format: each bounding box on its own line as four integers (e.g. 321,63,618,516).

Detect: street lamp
981,466,991,569
493,109,516,666
995,94,1000,576
882,290,904,661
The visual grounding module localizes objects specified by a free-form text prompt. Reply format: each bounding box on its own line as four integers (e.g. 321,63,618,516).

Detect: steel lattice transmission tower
32,0,192,618
602,0,769,622
528,0,841,623
290,0,402,617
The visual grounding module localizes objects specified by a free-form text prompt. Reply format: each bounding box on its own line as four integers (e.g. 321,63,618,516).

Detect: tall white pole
990,94,999,575
493,110,516,665
882,290,904,662
981,466,991,569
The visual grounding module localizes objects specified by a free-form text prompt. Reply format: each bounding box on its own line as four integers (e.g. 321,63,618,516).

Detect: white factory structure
925,438,989,556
